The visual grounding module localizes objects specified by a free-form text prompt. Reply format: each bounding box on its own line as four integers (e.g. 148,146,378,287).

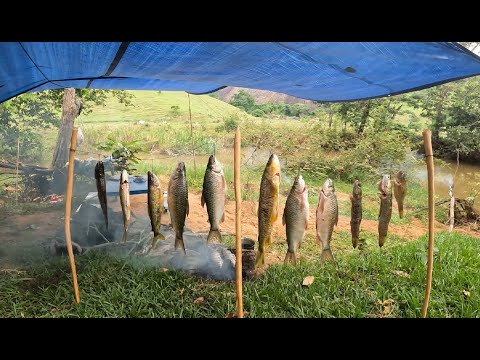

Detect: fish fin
284,251,297,265
255,250,265,268
352,237,359,249
265,234,273,246
207,229,222,243
282,210,286,226
271,201,279,223
379,235,386,248
377,180,383,193
175,235,186,255
317,192,325,214
151,233,166,249
320,248,335,263
201,193,205,207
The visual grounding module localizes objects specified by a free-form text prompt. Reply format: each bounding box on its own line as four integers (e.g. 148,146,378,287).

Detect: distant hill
212,87,317,108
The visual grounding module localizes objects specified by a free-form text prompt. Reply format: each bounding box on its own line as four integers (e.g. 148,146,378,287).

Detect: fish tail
175,235,186,255
320,247,335,263
255,249,265,268
284,251,297,266
379,235,386,247
207,229,222,243
151,233,165,249
352,237,359,249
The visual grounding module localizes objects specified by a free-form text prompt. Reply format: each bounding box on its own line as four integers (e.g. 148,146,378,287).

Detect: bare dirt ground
1,187,479,269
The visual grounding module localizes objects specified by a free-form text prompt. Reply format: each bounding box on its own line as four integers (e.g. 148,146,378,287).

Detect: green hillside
80,90,248,124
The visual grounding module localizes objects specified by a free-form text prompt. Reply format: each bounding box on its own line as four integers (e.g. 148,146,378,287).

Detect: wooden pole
15,136,20,205
65,127,80,304
421,129,435,318
187,93,197,180
234,127,243,318
448,184,455,232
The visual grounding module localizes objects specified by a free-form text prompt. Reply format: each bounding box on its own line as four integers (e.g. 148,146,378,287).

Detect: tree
0,88,134,165
51,89,81,170
230,90,256,113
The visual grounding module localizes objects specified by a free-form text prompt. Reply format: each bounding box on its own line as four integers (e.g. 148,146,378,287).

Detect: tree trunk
357,101,371,134
51,88,80,170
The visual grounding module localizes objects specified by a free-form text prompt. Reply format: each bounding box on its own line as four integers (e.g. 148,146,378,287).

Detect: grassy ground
1,232,478,318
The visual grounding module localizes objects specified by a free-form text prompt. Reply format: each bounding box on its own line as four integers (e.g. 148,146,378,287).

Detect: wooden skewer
65,127,80,304
421,129,435,318
234,127,243,318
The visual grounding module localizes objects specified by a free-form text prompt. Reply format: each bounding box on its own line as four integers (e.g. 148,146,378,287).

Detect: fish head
265,153,281,185
120,170,129,183
353,179,362,196
380,174,391,194
396,170,407,182
293,175,307,194
207,155,223,174
148,171,160,187
172,162,186,180
322,178,335,195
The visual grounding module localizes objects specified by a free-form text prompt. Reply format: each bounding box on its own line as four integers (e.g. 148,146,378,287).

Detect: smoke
52,201,236,281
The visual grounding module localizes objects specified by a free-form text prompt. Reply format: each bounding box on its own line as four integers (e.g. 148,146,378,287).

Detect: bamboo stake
15,136,20,205
234,127,243,318
65,127,80,304
421,129,435,318
448,184,455,232
187,93,197,180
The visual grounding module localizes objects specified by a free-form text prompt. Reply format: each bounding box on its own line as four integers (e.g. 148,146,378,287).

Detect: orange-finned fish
255,154,281,268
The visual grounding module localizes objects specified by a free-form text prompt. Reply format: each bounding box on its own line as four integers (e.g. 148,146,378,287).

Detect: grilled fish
255,154,281,268
282,175,309,265
94,161,108,230
316,178,338,263
201,155,226,243
393,170,407,218
350,179,362,248
119,170,131,243
148,171,165,249
168,162,189,255
378,174,392,247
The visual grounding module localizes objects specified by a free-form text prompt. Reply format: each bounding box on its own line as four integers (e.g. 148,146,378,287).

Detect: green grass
1,232,478,317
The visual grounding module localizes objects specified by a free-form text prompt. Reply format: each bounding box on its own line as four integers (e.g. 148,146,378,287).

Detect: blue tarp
1,42,480,103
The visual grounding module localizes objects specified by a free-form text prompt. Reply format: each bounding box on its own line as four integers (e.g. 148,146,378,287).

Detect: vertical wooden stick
65,127,80,304
448,184,455,232
234,127,243,318
187,93,197,180
421,129,435,318
15,136,20,205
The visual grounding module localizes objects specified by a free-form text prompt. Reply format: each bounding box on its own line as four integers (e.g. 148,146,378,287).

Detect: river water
411,158,479,200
